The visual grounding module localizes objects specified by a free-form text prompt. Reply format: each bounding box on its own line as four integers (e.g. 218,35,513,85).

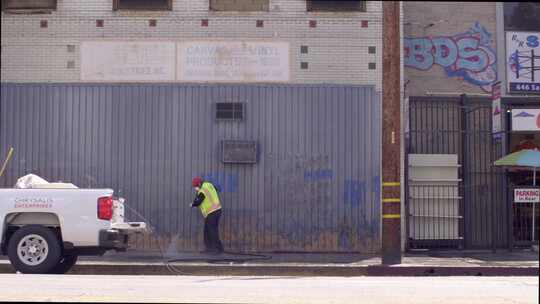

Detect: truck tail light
97,196,114,220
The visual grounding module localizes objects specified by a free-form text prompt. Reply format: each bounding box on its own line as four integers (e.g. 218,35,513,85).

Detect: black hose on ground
167,250,272,264
123,203,183,274
123,203,272,273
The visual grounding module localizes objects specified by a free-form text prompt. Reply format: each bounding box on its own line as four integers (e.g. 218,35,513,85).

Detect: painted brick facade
404,2,497,96
1,0,386,90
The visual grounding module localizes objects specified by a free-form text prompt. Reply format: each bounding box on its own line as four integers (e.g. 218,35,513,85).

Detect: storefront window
504,2,540,31
508,132,540,244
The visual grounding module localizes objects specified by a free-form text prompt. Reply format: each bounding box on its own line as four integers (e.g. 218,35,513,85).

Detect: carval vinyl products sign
512,109,540,131
177,41,290,82
506,31,540,94
514,188,540,203
81,41,290,83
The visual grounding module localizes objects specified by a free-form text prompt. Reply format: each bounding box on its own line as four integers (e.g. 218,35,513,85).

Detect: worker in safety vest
191,177,224,254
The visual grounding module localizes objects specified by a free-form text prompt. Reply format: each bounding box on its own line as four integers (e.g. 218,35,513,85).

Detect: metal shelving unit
408,154,463,245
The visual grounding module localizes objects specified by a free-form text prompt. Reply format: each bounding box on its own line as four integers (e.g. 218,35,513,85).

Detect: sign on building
505,32,540,94
492,81,503,139
81,41,176,81
177,41,290,82
511,109,540,131
514,188,540,203
81,40,290,83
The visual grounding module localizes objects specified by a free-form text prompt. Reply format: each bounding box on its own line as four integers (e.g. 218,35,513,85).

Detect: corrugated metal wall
0,83,381,253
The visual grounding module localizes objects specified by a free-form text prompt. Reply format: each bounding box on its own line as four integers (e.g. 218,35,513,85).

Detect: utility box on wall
221,140,258,164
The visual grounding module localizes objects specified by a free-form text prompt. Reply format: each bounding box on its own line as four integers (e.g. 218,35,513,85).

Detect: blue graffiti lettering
370,175,381,236
404,38,434,70
338,229,351,250
304,169,333,182
371,175,380,198
201,171,239,193
228,173,239,193
431,37,458,67
404,22,497,92
455,37,489,72
344,180,366,206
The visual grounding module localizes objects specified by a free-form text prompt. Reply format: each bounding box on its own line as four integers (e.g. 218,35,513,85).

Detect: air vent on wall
216,102,244,121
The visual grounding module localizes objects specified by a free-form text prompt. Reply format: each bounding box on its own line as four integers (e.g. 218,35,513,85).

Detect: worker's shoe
200,249,223,255
207,249,224,255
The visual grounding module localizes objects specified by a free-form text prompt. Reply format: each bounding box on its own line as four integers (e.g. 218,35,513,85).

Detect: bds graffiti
405,36,491,72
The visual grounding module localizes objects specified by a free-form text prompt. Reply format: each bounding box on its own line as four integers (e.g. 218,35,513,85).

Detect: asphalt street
0,274,538,303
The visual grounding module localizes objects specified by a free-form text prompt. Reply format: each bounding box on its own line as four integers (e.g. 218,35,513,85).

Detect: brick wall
1,0,386,90
404,2,497,96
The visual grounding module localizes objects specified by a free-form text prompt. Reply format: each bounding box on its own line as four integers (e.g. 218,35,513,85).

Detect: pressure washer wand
0,147,14,179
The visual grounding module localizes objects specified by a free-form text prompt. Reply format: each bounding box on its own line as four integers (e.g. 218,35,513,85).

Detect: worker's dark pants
204,209,224,253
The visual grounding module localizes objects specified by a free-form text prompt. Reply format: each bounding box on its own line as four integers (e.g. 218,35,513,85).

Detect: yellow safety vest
198,182,222,218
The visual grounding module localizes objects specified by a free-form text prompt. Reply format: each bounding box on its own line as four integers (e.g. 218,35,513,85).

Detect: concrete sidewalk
1,249,538,276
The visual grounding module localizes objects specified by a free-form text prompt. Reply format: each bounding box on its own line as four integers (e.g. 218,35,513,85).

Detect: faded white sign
512,109,540,131
177,41,290,82
81,41,176,81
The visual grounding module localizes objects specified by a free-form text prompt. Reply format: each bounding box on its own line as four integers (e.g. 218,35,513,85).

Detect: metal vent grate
216,102,244,120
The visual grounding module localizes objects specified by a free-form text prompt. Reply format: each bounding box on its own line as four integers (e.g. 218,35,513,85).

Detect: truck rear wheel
7,225,62,274
51,254,78,274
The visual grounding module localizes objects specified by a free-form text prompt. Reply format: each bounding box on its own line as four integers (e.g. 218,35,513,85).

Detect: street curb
1,263,538,276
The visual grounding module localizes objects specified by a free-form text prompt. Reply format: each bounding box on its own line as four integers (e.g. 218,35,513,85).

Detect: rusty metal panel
0,83,381,253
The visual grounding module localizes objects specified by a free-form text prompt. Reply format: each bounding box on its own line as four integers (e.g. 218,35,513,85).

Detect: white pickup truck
0,175,146,274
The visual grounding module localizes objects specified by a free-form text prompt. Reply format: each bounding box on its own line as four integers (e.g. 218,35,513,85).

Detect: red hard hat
192,176,203,187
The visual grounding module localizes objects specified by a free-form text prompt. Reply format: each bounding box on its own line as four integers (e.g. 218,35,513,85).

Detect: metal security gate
406,95,508,250
0,83,382,253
